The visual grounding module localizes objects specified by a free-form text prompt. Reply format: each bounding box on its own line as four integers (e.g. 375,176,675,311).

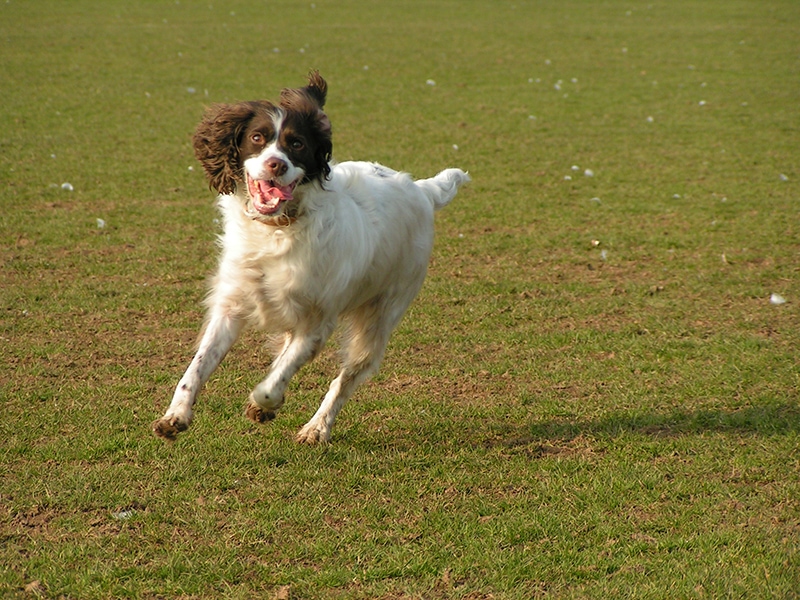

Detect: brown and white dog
152,72,469,444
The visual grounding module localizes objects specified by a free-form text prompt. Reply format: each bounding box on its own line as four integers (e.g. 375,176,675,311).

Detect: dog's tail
417,168,470,211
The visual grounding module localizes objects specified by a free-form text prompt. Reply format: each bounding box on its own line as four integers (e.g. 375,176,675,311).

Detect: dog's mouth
246,174,298,216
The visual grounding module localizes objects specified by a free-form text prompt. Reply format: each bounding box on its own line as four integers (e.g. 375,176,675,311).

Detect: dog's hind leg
295,362,375,444
245,321,336,424
153,312,244,440
295,294,408,444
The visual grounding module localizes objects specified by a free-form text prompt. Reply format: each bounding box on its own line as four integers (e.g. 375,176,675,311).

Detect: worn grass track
1,0,798,598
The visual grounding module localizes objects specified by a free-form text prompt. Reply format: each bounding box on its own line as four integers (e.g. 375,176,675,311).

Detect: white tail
417,168,470,210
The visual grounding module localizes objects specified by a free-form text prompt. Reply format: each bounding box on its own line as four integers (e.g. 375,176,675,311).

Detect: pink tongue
258,180,293,201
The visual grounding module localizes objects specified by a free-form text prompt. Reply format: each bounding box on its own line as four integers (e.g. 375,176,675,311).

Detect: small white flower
584,169,594,177
61,182,73,191
673,194,681,199
187,87,196,94
96,218,106,229
779,174,789,182
646,116,654,123
699,100,707,106
452,144,459,151
571,165,580,171
426,79,436,86
564,175,572,181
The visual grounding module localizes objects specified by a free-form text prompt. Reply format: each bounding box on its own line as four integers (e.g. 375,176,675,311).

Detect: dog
152,71,469,444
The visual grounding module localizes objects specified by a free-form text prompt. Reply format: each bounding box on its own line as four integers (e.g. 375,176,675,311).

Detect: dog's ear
280,71,328,111
304,71,330,149
303,70,328,109
315,127,333,181
193,102,262,194
280,72,332,180
281,70,327,109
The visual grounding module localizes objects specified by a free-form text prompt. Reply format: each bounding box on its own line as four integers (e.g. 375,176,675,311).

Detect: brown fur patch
244,401,275,424
151,417,187,440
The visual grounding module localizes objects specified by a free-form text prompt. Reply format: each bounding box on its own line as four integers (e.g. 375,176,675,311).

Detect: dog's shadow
481,401,799,456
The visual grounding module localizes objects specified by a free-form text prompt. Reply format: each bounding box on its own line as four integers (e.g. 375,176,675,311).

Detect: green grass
2,0,799,598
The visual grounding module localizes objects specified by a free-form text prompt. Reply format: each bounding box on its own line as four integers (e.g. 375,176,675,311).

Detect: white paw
248,384,285,411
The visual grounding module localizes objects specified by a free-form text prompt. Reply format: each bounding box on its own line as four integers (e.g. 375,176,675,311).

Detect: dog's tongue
249,177,295,214
259,180,294,201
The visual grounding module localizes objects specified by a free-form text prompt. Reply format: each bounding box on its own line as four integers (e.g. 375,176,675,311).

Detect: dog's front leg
152,312,243,440
245,323,335,424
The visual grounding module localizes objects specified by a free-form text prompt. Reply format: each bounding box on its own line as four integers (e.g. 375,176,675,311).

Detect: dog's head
193,71,332,220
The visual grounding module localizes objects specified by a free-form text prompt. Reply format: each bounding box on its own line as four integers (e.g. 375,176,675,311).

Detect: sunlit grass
1,0,798,598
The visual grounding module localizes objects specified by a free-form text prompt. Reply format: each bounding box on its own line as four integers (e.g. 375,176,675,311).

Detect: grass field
1,0,799,598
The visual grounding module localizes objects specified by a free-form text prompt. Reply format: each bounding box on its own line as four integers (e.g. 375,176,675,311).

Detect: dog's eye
251,133,264,144
290,139,304,150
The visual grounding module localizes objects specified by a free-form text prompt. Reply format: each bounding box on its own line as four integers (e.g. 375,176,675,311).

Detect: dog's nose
265,157,288,177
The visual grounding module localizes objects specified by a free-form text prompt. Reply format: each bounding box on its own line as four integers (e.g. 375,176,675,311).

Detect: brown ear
192,102,263,194
304,71,329,142
279,71,332,174
280,70,328,111
303,70,328,108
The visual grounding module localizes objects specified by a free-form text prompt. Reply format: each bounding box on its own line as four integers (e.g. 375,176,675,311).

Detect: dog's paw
152,416,189,441
244,400,277,424
248,385,285,411
295,422,331,445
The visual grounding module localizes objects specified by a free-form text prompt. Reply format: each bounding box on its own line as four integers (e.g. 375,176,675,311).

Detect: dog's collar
256,214,298,227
